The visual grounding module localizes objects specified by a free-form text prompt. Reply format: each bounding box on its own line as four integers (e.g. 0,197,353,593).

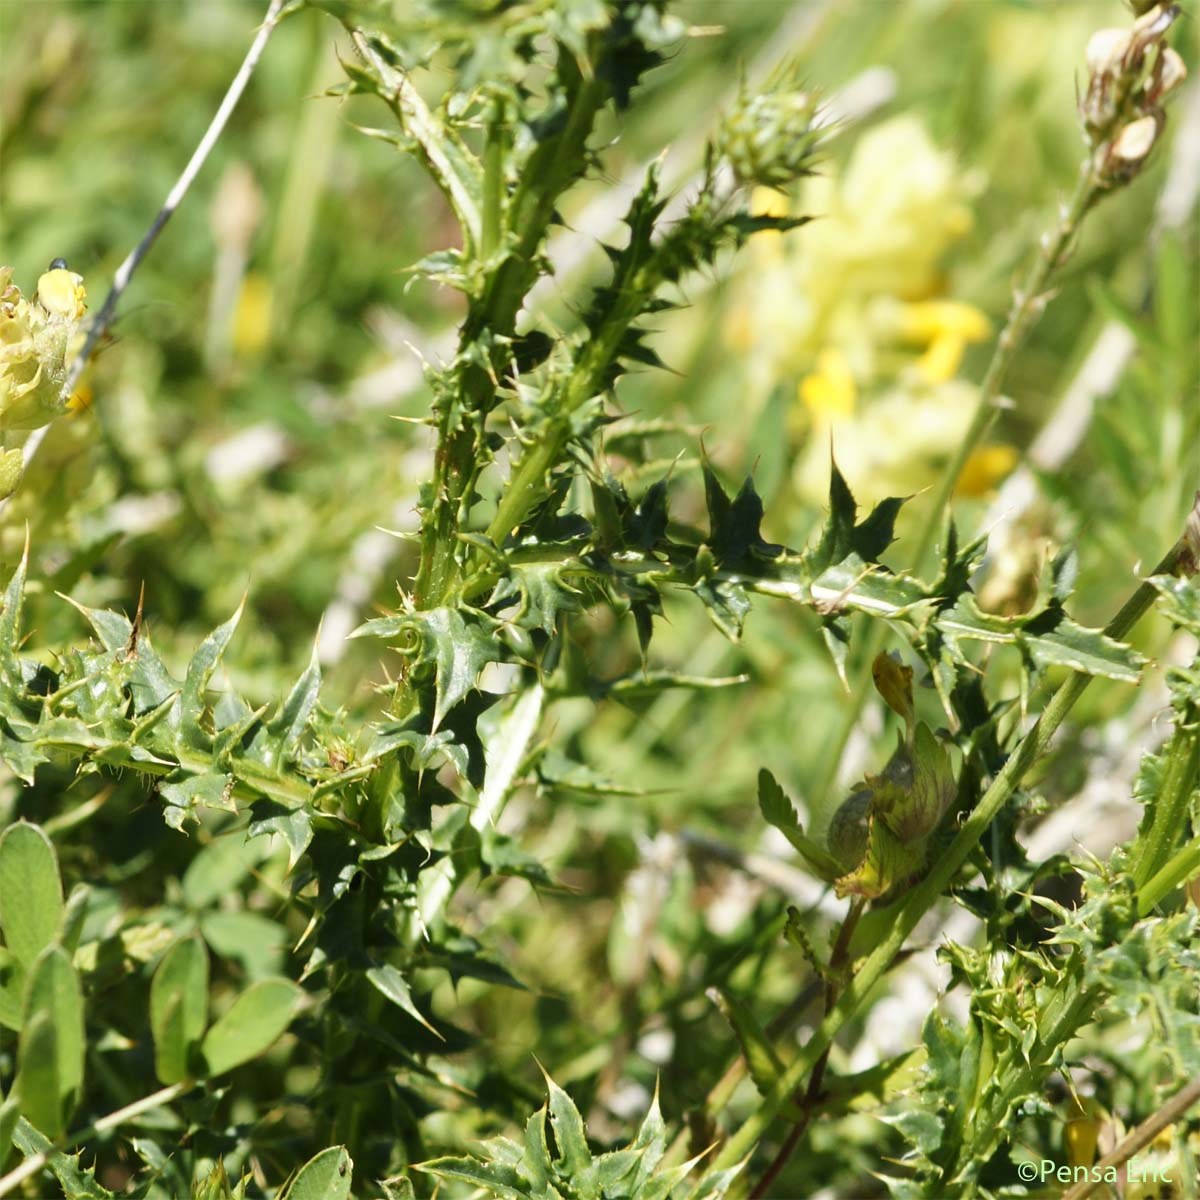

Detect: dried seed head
1080,2,1181,158
1080,3,1189,194
1184,492,1200,577
1112,114,1161,162
1155,47,1188,100
1086,28,1131,76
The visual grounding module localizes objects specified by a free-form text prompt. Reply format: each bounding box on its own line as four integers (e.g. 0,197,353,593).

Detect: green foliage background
0,0,1197,1197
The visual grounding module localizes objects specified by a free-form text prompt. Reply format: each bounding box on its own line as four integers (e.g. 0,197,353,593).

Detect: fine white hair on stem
0,0,288,522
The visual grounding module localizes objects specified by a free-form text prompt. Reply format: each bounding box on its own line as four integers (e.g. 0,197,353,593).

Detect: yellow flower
34,267,87,320
0,263,87,432
896,300,991,344
800,349,856,418
233,272,273,356
1064,1097,1105,1170
955,444,1017,497
728,115,982,384
795,379,977,507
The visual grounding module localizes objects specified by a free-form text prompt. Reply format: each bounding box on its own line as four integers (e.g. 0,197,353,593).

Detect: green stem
748,899,864,1198
807,161,1102,814
957,979,1097,1198
1138,841,1200,917
480,96,507,263
712,531,1189,1173
487,187,729,548
1132,719,1200,891
413,67,608,610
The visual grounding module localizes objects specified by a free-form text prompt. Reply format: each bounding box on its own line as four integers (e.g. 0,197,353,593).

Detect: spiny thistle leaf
416,1073,737,1199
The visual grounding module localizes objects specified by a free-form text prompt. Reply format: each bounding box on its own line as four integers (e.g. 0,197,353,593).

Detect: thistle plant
0,1,1195,1198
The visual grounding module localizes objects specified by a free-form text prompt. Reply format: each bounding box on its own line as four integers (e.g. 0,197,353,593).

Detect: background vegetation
0,0,1197,1196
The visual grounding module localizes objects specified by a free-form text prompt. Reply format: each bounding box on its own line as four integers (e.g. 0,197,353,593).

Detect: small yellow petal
898,300,991,343
35,268,87,320
916,333,966,383
955,444,1018,497
800,349,856,418
749,187,790,265
233,273,273,356
67,384,94,415
1065,1116,1101,1170
752,186,790,219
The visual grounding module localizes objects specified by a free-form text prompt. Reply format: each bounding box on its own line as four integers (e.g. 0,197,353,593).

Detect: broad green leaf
15,1011,63,1137
18,947,84,1137
0,822,64,970
0,948,25,1032
59,884,90,954
0,1094,17,1172
200,911,285,978
182,833,271,910
150,936,209,1085
200,978,304,1077
281,1145,353,1200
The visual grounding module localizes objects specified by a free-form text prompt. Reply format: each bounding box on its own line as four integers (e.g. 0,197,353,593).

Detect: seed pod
828,788,871,872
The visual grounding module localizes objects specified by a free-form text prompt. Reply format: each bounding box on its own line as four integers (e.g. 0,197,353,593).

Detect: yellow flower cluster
0,264,87,433
0,263,88,499
727,116,1015,507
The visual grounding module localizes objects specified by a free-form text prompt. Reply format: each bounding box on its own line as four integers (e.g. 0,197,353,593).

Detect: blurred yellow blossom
956,444,1018,498
795,379,979,504
725,114,1015,508
800,349,856,419
233,272,273,357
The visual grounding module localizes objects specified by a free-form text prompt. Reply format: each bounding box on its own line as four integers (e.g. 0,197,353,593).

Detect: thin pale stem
1060,1075,1200,1200
748,898,864,1198
0,1082,190,1199
0,0,287,521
